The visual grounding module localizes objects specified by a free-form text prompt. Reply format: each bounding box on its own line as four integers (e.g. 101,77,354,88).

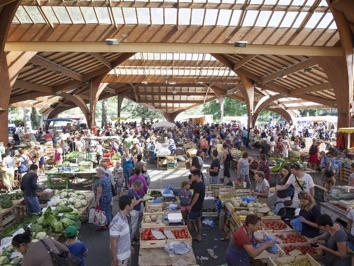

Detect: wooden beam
289,83,332,96
14,79,54,93
30,55,84,82
261,58,317,84
10,92,49,104
270,105,328,110
299,94,336,107
6,42,344,57
91,53,112,69
138,100,207,104
102,75,239,83
234,55,258,70
0,0,18,7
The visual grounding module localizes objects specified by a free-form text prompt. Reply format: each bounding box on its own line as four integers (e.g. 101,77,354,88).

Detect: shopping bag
88,207,96,223
93,206,107,226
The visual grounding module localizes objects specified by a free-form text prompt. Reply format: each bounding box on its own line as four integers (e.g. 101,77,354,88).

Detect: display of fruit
141,228,164,240
281,245,318,255
171,229,190,239
263,221,287,230
275,258,313,266
143,214,164,224
274,234,306,243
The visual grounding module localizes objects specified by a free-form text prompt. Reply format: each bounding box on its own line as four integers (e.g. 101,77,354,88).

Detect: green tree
121,99,163,122
202,98,246,121
101,99,108,128
30,107,41,128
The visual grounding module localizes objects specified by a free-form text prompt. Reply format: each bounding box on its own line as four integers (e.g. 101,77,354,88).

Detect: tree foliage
202,98,247,121
30,107,41,128
101,99,108,128
121,99,163,121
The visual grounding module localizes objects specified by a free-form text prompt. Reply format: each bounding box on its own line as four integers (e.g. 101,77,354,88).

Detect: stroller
274,201,297,227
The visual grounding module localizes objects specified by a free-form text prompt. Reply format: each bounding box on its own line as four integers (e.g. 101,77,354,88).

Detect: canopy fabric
151,121,176,128
111,117,127,121
338,128,354,133
43,118,73,123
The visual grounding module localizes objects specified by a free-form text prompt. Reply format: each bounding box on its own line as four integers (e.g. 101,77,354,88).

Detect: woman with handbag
94,167,113,231
12,229,78,266
273,166,295,211
295,191,321,238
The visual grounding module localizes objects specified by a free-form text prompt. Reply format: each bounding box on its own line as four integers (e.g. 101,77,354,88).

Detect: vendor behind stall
251,171,269,203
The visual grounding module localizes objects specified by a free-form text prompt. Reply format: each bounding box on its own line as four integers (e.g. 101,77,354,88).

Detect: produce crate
164,225,192,246
0,207,16,237
261,217,292,231
140,227,167,249
267,254,320,266
264,231,307,244
254,244,284,261
142,212,165,226
145,203,164,213
278,243,322,260
13,204,27,223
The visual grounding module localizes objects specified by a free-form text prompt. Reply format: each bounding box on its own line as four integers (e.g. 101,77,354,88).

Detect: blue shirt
66,242,88,266
127,189,141,211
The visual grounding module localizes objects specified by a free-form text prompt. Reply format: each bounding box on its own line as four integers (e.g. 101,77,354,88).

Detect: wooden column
88,75,106,129
237,73,255,129
163,111,182,122
117,91,127,118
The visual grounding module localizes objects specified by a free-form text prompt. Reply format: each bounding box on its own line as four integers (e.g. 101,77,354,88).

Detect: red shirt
233,226,252,247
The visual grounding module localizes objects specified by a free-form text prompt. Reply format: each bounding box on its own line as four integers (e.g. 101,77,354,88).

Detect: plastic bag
291,217,303,232
164,241,191,255
265,234,278,254
93,206,107,226
88,207,95,223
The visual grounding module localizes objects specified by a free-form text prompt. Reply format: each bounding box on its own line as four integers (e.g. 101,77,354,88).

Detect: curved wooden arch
266,107,295,123
253,94,284,124
57,92,90,124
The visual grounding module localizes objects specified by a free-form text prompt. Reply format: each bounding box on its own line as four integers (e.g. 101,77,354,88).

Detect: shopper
237,152,250,188
122,148,134,189
2,150,15,192
177,180,192,222
311,214,351,266
187,168,205,242
21,164,41,214
221,143,233,186
12,230,68,266
127,180,145,245
128,167,148,198
110,195,134,266
226,214,275,266
94,167,113,231
207,149,220,184
276,163,315,208
295,191,321,238
64,225,88,266
308,139,319,170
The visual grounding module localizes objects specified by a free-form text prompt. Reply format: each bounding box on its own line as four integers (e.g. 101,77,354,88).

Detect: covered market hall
0,0,353,143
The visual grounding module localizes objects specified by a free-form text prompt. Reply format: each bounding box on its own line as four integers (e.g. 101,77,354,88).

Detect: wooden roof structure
1,0,354,124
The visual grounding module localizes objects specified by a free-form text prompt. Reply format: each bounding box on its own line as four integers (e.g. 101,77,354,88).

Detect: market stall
46,168,96,190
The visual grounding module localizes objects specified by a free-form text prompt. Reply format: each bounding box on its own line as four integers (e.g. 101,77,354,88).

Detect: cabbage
61,218,75,228
74,202,81,209
53,221,64,233
77,194,86,200
35,232,47,239
80,199,87,206
37,216,45,225
30,223,43,233
0,256,9,264
63,213,78,220
68,197,76,204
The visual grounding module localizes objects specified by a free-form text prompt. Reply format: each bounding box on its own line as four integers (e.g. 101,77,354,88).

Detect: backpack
309,145,317,155
18,156,29,174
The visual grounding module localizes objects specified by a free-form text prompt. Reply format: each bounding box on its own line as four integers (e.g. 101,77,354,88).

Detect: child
113,161,125,198
64,225,88,266
177,181,192,222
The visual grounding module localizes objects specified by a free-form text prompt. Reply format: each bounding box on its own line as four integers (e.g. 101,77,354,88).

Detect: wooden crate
261,217,292,231
263,231,307,244
142,212,165,227
254,244,284,261
145,203,164,213
0,207,16,237
164,225,192,246
140,228,167,249
277,243,322,260
267,254,320,266
13,204,27,223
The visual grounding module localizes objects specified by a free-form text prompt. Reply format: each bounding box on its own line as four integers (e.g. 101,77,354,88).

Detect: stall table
139,248,196,266
46,169,96,189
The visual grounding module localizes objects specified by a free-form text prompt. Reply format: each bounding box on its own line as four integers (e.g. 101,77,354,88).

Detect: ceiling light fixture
142,81,148,85
168,81,176,85
105,39,119,45
234,41,248,48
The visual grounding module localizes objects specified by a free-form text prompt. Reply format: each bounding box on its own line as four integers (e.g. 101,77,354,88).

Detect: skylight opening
16,6,32,23
165,8,177,25
179,9,191,25
293,12,307,28
67,7,85,24
255,11,271,27
304,12,323,29
204,9,218,26
24,6,45,23
123,8,138,24
52,6,72,24
151,8,164,24
316,13,336,29
81,7,99,24
243,10,258,27
137,8,150,24
280,12,297,28
96,7,111,24
191,9,205,25
217,10,232,26
268,11,285,27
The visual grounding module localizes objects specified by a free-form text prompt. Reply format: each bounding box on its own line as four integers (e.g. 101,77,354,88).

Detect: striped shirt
109,212,131,261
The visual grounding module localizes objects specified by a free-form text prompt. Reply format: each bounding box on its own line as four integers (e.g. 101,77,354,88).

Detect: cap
65,225,78,238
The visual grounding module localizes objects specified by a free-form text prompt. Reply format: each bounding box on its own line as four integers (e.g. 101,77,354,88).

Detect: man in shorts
187,168,205,242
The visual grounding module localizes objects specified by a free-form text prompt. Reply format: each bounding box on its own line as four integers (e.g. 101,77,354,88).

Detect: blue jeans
149,151,156,164
99,199,112,225
24,196,41,214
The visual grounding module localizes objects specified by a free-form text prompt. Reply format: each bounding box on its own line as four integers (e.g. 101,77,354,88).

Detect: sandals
96,225,108,231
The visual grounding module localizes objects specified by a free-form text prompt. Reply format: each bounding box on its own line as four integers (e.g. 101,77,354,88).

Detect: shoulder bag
40,239,81,266
283,175,303,207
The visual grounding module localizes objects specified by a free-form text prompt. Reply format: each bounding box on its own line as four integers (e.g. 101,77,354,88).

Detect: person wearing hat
65,225,88,266
276,163,315,208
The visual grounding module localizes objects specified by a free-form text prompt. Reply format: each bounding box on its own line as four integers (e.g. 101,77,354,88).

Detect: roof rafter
290,82,332,96
14,79,54,93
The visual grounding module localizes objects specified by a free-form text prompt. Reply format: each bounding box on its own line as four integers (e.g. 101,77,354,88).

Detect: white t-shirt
286,173,315,207
347,209,354,235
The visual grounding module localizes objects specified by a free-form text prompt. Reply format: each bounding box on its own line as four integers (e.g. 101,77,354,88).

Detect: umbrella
43,118,73,123
151,121,176,128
